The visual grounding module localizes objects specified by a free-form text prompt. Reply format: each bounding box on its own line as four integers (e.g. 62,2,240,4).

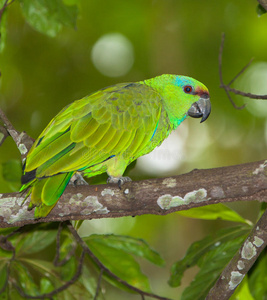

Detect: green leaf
231,276,254,300
1,159,22,183
40,277,54,294
58,231,76,261
86,234,165,266
85,235,151,292
60,256,77,281
79,265,99,299
16,229,57,254
0,227,18,235
19,0,79,37
12,261,39,296
177,203,249,224
257,4,267,17
22,258,94,299
169,225,251,288
248,251,267,300
21,258,58,277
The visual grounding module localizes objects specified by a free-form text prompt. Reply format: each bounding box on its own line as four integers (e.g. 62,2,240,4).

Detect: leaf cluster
0,224,166,299
0,0,79,51
0,205,265,299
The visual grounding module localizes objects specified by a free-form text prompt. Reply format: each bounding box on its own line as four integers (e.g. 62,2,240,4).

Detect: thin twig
94,268,104,300
67,222,172,300
0,0,15,19
54,222,77,267
0,0,8,21
7,0,16,6
218,33,267,109
218,33,245,109
223,87,267,99
0,125,9,146
14,250,85,299
0,108,19,136
227,57,254,86
0,108,34,159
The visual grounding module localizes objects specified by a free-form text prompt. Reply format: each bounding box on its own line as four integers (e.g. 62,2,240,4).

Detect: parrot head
144,74,211,128
173,75,211,125
185,83,211,123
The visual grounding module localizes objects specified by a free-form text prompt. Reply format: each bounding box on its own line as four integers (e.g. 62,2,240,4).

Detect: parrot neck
171,115,187,129
141,75,188,130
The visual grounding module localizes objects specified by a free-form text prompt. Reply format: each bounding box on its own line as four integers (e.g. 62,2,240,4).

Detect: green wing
24,82,162,178
21,82,163,217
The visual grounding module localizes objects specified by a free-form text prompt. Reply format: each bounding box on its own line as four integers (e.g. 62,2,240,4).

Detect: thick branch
1,159,267,228
206,208,267,299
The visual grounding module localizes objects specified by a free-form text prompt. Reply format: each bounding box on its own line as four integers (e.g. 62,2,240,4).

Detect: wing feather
24,82,163,179
70,116,99,142
83,123,111,148
84,125,117,149
26,130,72,171
111,130,136,154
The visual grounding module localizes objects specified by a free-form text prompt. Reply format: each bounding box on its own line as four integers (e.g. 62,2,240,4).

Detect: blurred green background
0,0,267,298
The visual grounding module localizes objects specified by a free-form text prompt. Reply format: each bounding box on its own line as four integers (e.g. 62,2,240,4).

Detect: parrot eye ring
184,85,193,93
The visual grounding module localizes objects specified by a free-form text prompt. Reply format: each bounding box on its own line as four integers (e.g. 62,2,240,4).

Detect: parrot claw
107,176,132,189
69,173,89,186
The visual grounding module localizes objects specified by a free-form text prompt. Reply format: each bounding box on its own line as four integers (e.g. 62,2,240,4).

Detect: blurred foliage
0,0,267,299
257,4,267,17
248,250,267,300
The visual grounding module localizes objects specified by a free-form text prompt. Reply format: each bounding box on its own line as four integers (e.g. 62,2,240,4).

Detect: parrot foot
107,176,132,189
69,173,89,186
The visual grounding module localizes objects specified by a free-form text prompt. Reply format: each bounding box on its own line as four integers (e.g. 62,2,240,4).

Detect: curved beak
187,97,211,123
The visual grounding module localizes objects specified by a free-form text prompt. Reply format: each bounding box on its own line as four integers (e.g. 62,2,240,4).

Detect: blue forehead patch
175,76,194,87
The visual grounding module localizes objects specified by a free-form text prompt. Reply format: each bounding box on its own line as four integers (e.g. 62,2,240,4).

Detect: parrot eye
184,85,193,93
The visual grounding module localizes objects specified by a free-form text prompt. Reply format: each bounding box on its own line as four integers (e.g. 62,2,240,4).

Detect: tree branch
0,108,34,160
1,159,267,228
206,208,267,299
0,125,9,146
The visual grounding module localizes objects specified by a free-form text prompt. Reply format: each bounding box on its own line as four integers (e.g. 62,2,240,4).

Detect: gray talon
70,173,89,186
107,176,132,189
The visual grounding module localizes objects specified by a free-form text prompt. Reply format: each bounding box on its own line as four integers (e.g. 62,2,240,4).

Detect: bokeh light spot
135,123,189,175
237,62,267,117
91,33,134,77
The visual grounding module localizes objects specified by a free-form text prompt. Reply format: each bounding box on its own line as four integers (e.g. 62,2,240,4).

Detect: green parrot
20,74,211,218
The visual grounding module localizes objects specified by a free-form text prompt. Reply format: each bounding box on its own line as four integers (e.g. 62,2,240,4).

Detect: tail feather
41,172,74,206
27,172,74,218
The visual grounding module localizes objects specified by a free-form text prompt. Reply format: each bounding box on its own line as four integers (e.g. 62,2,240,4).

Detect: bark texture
1,159,267,228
